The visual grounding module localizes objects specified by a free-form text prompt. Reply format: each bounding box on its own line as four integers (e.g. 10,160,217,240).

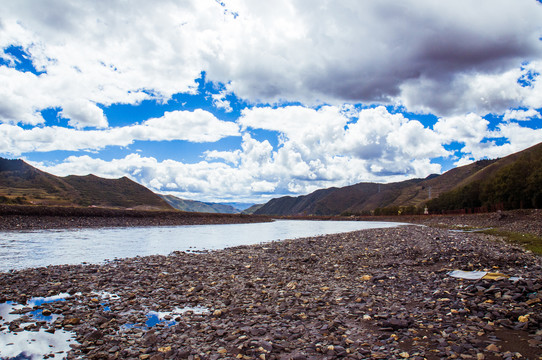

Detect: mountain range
2,141,541,215
254,141,542,216
0,158,172,210
159,194,241,214
0,158,249,213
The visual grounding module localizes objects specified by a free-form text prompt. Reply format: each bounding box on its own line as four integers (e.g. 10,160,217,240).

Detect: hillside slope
427,142,542,212
0,158,172,209
160,194,240,214
255,142,541,216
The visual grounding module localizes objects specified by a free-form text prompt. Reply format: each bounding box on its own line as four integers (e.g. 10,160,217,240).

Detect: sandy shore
1,223,541,359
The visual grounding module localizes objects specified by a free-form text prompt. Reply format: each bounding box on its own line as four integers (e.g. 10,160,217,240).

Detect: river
0,220,405,272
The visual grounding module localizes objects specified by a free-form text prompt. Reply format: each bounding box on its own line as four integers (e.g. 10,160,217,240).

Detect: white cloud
32,100,542,202
32,105,454,201
434,112,542,162
204,149,241,165
1,0,541,124
60,100,108,129
211,91,233,112
503,108,541,122
0,110,240,155
3,1,542,202
490,122,542,156
0,0,222,125
399,64,542,116
208,0,542,114
135,110,240,142
434,113,489,145
250,180,276,193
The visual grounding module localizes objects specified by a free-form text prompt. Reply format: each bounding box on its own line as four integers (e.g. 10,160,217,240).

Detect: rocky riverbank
1,225,541,359
404,209,542,237
0,205,272,230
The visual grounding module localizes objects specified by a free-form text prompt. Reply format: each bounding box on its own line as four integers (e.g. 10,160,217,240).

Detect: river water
0,220,405,272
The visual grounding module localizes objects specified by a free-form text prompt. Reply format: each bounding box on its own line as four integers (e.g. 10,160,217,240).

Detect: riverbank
394,209,542,237
2,205,541,237
0,205,272,230
1,225,540,359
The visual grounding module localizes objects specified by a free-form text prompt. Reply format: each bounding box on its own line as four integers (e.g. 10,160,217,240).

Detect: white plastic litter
448,270,488,280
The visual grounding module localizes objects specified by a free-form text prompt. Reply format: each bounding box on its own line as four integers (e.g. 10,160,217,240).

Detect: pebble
0,224,541,359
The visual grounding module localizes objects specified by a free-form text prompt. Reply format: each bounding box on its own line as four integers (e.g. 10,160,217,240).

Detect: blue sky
1,0,542,204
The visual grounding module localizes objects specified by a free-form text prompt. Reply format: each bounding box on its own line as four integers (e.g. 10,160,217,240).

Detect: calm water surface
0,220,404,272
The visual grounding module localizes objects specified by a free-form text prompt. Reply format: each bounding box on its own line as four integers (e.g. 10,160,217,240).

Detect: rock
84,330,103,342
485,344,500,352
143,333,157,347
381,318,410,330
63,318,80,326
1,222,541,360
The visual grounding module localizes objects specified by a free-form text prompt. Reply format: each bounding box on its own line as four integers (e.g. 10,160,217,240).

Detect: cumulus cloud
0,110,240,155
503,108,541,122
204,149,241,165
211,91,233,113
434,112,542,163
208,0,542,114
399,63,542,116
3,1,542,202
60,100,108,129
0,0,221,125
1,0,541,123
31,102,542,202
32,106,450,201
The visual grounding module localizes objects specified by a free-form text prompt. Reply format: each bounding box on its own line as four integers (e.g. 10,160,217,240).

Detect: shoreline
2,205,541,237
0,224,541,359
0,204,273,231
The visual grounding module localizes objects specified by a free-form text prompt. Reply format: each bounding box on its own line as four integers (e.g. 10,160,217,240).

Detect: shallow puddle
0,294,78,360
122,306,210,330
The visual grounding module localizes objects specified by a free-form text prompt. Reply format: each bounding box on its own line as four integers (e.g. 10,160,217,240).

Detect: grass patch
477,229,542,255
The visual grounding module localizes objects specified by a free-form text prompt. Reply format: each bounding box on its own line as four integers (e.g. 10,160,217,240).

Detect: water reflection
0,294,77,360
122,306,210,330
0,220,405,272
0,329,74,360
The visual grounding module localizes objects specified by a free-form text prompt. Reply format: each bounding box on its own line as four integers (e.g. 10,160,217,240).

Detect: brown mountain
255,142,542,216
0,158,173,210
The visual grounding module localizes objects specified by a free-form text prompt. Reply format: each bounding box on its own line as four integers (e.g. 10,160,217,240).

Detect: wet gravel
1,225,541,359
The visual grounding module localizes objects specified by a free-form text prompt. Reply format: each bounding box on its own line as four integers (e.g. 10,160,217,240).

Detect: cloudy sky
1,0,542,205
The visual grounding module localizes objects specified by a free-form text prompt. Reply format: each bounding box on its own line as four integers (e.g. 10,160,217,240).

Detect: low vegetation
0,195,29,205
478,228,542,255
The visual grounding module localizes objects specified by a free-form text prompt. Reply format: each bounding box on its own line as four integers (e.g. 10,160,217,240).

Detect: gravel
1,224,541,359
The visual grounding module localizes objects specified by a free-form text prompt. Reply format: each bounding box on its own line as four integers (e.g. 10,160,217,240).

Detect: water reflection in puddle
90,291,119,313
0,294,77,360
122,306,210,330
0,329,74,360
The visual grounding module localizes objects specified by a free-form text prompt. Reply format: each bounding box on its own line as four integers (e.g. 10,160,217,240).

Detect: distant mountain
220,202,255,211
241,203,264,214
0,158,173,210
160,194,241,214
255,142,542,216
